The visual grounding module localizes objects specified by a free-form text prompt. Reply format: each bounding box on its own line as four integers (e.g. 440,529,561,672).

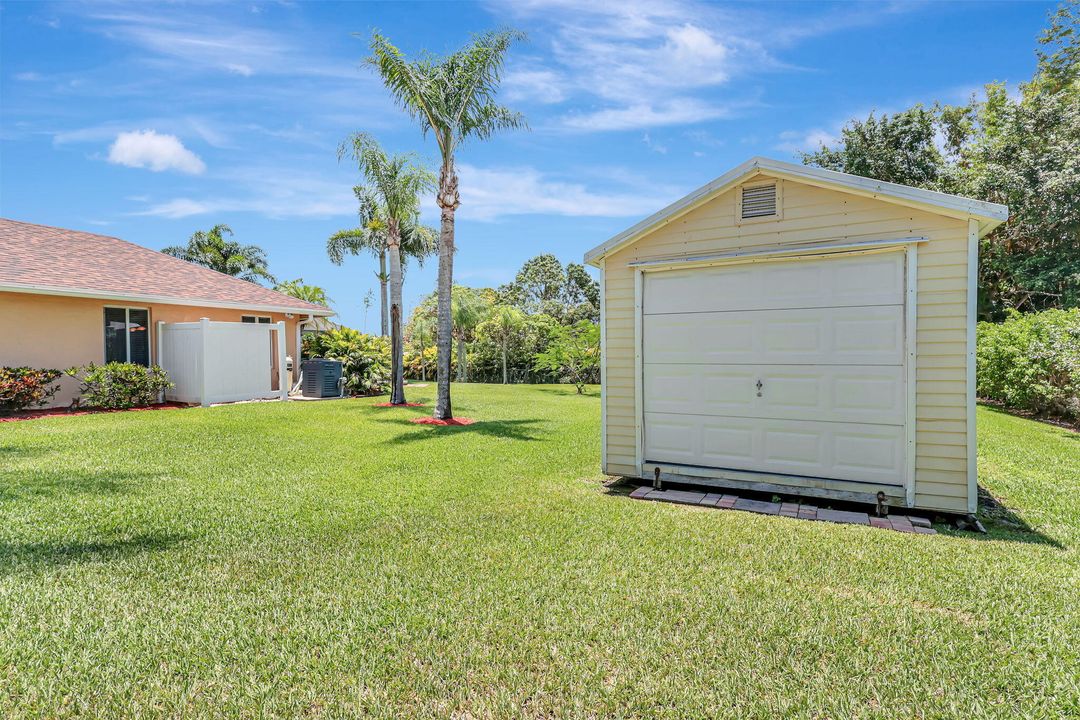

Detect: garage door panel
644,306,903,366
644,252,904,314
645,412,905,486
644,364,904,423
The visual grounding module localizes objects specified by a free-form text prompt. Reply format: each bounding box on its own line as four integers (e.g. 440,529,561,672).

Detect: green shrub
303,328,390,395
0,367,63,413
977,309,1080,419
66,363,174,409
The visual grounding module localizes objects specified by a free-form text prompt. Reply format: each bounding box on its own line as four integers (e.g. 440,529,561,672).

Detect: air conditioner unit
301,358,343,398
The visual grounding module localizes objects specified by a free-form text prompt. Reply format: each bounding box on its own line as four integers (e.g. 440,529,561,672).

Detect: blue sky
0,0,1054,330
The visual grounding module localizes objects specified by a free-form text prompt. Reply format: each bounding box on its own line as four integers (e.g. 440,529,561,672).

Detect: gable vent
741,183,777,219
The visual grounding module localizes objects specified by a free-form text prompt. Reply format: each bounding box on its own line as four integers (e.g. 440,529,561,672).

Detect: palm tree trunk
502,342,508,384
388,229,406,406
434,161,458,420
378,251,389,337
456,336,467,382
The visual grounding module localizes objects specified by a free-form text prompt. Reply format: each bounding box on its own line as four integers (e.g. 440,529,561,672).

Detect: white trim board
584,156,1008,266
627,236,927,269
0,282,334,316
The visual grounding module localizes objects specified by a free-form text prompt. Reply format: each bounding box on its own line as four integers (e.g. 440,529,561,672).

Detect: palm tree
339,133,435,406
488,305,524,384
369,29,525,419
450,288,486,384
163,224,275,284
274,278,333,307
328,188,390,337
409,313,436,381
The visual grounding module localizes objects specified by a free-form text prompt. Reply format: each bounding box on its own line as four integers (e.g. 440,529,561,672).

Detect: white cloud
503,68,567,104
562,98,736,131
774,128,838,154
107,130,206,174
456,164,679,221
14,71,43,81
225,63,255,77
641,132,668,154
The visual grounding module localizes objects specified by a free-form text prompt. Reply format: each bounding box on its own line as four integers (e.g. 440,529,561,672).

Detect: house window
104,307,150,366
241,315,272,324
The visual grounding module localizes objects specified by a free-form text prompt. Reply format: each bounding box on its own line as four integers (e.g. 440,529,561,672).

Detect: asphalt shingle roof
0,218,331,314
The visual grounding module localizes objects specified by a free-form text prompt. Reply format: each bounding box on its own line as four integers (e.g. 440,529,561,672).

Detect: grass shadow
527,387,600,398
382,417,545,445
0,469,158,501
0,532,188,572
970,484,1065,548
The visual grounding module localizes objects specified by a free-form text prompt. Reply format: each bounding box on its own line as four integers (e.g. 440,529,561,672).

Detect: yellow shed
584,157,1008,515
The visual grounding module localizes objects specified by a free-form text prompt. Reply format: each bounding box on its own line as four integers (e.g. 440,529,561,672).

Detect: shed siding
601,176,971,513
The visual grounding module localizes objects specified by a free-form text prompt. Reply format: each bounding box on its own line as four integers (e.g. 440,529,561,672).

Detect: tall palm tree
328,188,390,336
369,29,525,419
409,313,436,381
275,279,336,331
339,133,435,406
163,224,275,284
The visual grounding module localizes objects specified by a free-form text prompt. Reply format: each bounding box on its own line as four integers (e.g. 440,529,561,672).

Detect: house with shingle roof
0,218,334,407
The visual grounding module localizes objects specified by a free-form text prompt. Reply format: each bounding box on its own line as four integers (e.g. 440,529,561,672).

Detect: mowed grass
0,385,1077,719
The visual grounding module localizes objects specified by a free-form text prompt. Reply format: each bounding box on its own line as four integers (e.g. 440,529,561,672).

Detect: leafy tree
339,133,436,406
500,253,565,315
368,29,526,419
163,224,274,284
565,262,600,323
533,321,600,394
801,3,1080,319
800,105,946,190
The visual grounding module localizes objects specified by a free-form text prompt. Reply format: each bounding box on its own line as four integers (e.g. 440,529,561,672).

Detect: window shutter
741,183,777,219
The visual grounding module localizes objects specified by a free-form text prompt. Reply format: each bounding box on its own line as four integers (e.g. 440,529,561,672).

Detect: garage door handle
756,379,763,397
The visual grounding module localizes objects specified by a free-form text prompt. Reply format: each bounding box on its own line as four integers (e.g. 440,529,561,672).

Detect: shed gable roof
584,157,1009,266
0,218,333,315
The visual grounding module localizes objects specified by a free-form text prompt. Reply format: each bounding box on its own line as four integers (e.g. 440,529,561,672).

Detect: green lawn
1,385,1077,719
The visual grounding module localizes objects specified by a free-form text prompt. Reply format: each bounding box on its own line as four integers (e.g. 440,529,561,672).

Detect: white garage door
642,252,907,487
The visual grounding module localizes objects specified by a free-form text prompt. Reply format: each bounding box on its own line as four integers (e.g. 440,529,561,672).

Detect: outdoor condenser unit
301,359,343,398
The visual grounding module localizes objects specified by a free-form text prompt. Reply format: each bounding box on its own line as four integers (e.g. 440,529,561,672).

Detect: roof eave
0,282,335,316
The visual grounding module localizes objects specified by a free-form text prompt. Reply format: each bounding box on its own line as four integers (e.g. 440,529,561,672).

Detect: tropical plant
450,287,489,383
302,327,391,396
362,289,376,333
339,133,436,406
533,321,600,394
0,367,63,413
368,28,526,419
65,363,173,409
481,305,525,384
274,278,333,308
162,224,275,284
407,313,437,381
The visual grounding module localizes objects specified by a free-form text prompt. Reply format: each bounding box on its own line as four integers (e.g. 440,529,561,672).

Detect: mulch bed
374,402,427,408
0,402,190,423
410,417,476,426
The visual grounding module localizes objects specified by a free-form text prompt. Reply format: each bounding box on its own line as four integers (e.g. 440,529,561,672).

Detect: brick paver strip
797,505,817,520
913,526,937,535
654,489,707,506
700,493,723,507
909,516,932,528
817,508,870,525
718,495,738,508
890,516,916,533
779,503,799,517
629,486,653,500
734,498,780,515
869,517,891,529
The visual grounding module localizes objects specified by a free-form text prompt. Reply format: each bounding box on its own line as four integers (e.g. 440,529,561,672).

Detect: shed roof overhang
583,156,1009,267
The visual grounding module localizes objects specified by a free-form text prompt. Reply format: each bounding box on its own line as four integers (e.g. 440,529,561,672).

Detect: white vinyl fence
157,318,287,406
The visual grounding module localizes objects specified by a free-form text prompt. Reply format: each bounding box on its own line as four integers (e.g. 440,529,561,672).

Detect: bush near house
0,367,63,413
66,363,173,409
303,327,390,395
977,308,1080,419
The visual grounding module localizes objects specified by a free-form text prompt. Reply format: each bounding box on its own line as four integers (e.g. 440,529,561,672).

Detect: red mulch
410,416,477,426
0,402,190,423
374,402,427,408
